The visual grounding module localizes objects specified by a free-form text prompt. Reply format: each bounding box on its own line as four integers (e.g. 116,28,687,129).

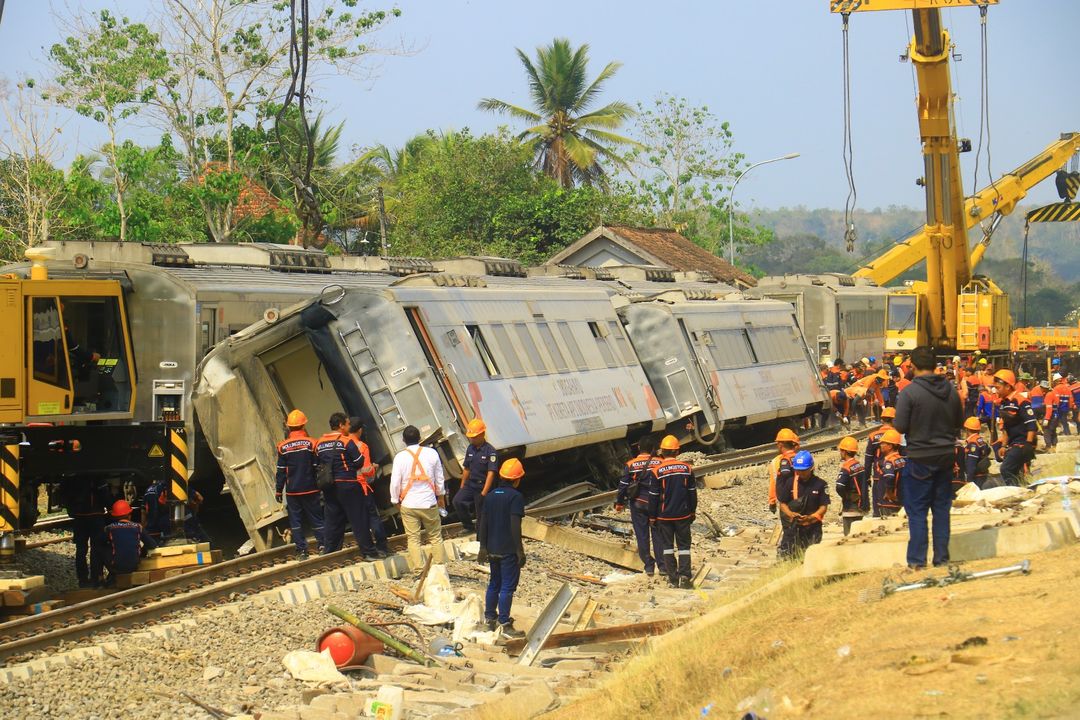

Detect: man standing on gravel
894,345,963,569
390,425,447,570
647,435,696,589
477,458,527,640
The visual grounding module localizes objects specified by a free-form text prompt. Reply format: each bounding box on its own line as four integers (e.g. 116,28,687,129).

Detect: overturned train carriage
194,264,826,551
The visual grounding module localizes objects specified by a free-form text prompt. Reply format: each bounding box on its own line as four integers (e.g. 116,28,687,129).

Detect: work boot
499,622,525,640
370,549,389,560
297,550,310,561
679,576,694,590
485,618,497,632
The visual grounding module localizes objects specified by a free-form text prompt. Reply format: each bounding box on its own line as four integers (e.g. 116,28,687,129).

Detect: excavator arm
855,133,1080,285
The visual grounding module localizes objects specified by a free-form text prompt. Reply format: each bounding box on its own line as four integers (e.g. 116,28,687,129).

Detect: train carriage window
588,321,618,368
608,321,636,366
31,297,69,389
748,326,804,364
467,324,500,377
514,323,548,374
706,329,755,369
58,296,134,413
491,324,526,376
557,322,588,370
537,323,568,372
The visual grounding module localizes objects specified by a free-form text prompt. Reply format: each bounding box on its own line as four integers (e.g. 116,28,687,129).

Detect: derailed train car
194,262,827,550
746,273,890,367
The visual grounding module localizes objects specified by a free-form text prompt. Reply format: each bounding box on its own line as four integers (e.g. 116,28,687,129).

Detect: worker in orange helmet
844,369,888,426
453,418,498,534
768,428,800,514
477,458,527,640
834,436,866,536
615,435,664,576
993,369,1038,486
873,429,906,517
864,406,900,511
103,499,157,584
961,417,991,489
275,409,325,560
646,435,697,589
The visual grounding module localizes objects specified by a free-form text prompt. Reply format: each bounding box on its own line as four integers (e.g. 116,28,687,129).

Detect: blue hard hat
792,450,814,471
869,356,876,363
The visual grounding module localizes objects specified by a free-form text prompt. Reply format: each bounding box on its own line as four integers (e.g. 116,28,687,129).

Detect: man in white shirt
389,425,448,569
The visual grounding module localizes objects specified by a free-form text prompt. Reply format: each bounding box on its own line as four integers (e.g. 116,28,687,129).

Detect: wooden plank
504,618,687,655
692,564,715,589
115,571,151,589
0,599,65,616
146,542,213,558
572,597,599,632
137,549,221,571
0,575,45,591
2,586,49,607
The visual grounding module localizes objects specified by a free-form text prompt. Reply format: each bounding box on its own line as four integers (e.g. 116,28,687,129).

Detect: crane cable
276,0,323,244
971,4,998,232
841,13,858,253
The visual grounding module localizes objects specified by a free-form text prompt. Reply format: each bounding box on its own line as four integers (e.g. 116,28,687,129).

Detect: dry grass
546,542,1080,719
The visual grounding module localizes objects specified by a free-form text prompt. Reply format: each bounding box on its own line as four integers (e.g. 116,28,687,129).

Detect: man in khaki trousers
389,425,447,570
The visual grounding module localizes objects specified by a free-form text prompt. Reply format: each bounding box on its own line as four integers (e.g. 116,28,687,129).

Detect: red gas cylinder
316,625,384,668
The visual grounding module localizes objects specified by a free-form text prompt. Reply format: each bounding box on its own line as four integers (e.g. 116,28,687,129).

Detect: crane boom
854,133,1080,286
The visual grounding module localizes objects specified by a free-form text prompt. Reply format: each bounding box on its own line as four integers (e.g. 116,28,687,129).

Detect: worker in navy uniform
646,435,696,589
275,409,325,560
317,412,376,557
834,437,866,536
477,458,527,640
347,418,389,558
142,478,172,543
776,450,830,558
614,435,663,576
874,429,906,517
103,499,156,582
65,478,111,587
961,416,991,488
453,418,497,533
993,369,1038,486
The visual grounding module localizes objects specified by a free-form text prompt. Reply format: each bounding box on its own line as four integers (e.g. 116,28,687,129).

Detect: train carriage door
404,307,471,429
26,296,72,417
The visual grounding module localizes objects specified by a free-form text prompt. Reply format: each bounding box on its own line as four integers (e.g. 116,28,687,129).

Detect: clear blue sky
2,0,1077,211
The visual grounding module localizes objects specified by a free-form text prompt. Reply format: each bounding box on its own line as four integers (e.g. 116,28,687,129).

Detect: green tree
625,94,743,222
478,38,638,188
49,10,169,241
386,129,648,261
147,0,401,242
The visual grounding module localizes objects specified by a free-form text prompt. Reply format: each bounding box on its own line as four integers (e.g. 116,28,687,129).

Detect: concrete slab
457,681,558,720
802,508,1080,577
522,517,643,571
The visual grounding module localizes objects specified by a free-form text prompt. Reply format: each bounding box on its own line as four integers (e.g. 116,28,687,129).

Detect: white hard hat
952,356,961,363
1053,373,1063,381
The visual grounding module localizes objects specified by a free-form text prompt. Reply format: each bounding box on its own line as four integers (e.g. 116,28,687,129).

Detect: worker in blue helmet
775,450,830,560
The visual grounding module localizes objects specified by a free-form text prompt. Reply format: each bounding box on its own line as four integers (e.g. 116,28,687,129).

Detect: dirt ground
546,539,1080,719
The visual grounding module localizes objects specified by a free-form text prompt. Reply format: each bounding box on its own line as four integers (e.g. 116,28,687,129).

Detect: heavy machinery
831,0,1077,356
0,248,183,559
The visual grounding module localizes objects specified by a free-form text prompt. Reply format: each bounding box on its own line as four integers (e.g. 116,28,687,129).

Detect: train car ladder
338,322,407,437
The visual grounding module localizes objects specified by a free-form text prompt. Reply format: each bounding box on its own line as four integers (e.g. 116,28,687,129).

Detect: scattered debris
327,605,434,667
506,616,687,655
282,649,349,683
517,582,578,667
860,560,1032,602
953,636,988,651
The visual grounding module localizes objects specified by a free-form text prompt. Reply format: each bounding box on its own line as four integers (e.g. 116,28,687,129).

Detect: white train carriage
747,274,890,367
614,291,827,447
194,273,666,550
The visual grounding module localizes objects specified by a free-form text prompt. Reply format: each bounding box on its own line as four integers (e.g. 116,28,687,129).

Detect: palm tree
479,38,638,188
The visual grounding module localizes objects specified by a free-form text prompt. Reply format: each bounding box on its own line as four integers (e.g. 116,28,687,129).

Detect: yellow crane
854,133,1080,286
832,0,1017,354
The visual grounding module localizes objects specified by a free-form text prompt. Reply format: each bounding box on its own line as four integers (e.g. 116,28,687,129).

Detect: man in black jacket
894,346,963,569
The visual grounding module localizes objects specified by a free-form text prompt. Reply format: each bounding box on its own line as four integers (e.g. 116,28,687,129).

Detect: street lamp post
727,152,800,267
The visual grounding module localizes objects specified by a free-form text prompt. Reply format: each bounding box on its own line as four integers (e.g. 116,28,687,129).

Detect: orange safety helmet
465,418,487,438
963,417,982,432
111,499,133,518
837,436,859,453
286,409,307,428
993,369,1017,387
775,428,800,444
879,429,903,446
498,457,525,481
659,435,681,452
880,407,896,419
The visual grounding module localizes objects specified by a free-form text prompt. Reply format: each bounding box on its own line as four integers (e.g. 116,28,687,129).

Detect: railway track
0,424,870,665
